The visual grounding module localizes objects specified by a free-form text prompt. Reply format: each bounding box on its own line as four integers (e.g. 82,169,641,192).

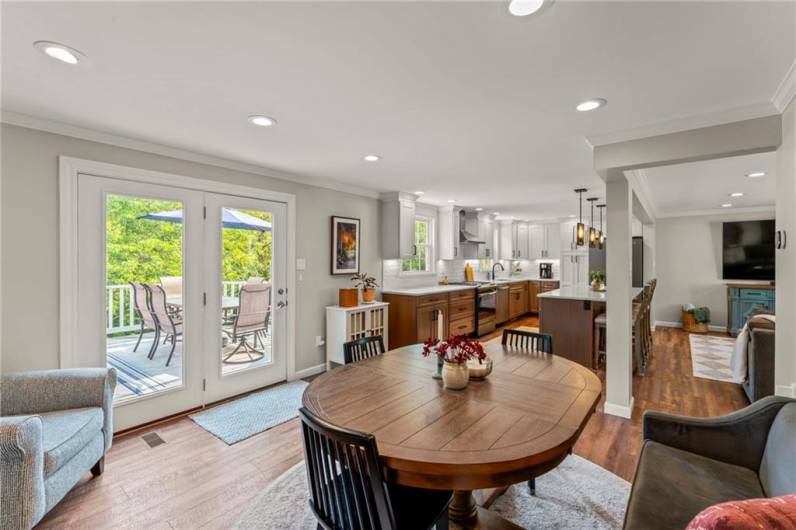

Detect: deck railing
106,281,247,335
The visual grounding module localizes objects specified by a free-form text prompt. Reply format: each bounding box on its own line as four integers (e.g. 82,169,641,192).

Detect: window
402,217,433,273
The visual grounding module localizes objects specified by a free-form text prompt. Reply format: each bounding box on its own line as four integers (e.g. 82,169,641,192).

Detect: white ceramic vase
442,361,469,390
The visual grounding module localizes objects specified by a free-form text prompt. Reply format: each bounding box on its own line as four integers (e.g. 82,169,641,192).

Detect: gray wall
0,124,381,374
654,211,775,329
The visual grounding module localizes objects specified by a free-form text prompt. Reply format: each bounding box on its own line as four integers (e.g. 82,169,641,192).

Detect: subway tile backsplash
382,258,559,290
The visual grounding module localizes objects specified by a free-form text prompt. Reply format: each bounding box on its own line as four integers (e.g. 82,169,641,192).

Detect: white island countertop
381,284,477,296
538,284,643,302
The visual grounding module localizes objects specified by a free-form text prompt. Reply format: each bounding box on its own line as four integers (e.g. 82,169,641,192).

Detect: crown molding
585,102,779,148
656,205,775,219
0,109,381,199
773,58,796,113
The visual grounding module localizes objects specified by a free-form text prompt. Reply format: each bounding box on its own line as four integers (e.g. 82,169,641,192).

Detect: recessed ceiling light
34,41,83,64
447,199,456,204
576,98,607,112
729,192,744,198
721,203,733,208
746,171,766,178
363,154,381,162
475,207,483,211
414,191,424,195
508,0,548,17
248,115,276,127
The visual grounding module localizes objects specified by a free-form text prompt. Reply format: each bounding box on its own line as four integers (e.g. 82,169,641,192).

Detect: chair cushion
40,407,104,477
749,316,775,331
685,493,796,530
760,403,796,497
624,441,764,530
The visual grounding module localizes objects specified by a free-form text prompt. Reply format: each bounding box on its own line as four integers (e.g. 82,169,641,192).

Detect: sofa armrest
0,416,46,530
747,328,775,400
642,396,794,471
1,368,117,449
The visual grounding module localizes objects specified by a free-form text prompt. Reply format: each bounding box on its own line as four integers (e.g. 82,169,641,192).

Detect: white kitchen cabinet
498,220,514,260
559,219,592,252
438,205,462,260
515,222,529,260
529,224,545,259
326,302,389,369
544,223,561,259
477,213,496,259
380,192,417,259
561,250,589,286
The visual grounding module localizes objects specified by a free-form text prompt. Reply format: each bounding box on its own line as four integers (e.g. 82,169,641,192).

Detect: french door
75,172,289,430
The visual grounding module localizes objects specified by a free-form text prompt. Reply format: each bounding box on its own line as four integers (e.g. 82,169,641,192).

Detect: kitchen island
538,284,643,368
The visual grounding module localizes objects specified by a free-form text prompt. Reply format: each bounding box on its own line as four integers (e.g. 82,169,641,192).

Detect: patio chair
159,276,183,318
130,281,158,357
223,283,271,364
145,283,182,367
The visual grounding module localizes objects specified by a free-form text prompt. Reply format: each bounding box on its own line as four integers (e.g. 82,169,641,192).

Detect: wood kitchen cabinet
417,302,448,342
509,282,528,319
528,280,539,313
382,288,475,349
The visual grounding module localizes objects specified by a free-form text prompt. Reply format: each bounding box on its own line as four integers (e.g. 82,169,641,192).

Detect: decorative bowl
467,358,493,380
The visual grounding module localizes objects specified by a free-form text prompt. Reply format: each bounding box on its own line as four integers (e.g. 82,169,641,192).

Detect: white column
605,176,634,417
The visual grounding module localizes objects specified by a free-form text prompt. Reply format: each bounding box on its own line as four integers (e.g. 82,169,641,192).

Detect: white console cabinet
325,302,389,369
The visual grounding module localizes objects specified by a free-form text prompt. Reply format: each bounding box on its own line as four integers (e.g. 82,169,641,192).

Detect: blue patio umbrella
140,208,271,231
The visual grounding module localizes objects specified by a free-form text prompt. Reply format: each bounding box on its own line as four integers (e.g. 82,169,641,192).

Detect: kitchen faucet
490,262,505,281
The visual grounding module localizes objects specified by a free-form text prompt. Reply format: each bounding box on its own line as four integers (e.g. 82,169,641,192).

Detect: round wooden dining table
302,338,602,529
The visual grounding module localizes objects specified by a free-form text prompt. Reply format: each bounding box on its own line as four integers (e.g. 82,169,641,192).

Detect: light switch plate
296,258,306,270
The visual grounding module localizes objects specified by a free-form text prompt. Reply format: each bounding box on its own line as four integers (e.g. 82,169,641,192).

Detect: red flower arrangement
422,335,487,365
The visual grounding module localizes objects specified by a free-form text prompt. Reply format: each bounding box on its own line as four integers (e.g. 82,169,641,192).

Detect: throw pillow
686,494,796,530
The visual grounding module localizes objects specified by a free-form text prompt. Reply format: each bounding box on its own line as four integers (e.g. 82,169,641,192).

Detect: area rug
689,334,739,383
233,455,630,530
190,380,308,444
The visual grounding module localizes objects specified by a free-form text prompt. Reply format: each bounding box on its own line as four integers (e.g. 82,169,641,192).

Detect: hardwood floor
39,319,748,528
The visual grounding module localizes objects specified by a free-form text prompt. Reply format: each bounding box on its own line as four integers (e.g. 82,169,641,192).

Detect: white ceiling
2,1,794,220
641,152,777,217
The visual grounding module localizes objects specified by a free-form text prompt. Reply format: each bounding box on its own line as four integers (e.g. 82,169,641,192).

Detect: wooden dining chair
501,329,553,354
343,335,385,364
299,407,453,530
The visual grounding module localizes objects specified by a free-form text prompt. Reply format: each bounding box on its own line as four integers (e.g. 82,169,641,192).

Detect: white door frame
58,156,298,381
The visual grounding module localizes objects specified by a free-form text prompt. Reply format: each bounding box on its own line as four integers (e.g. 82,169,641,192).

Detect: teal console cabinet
727,284,775,336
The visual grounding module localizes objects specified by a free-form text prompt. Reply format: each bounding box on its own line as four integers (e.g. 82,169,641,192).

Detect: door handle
277,301,287,309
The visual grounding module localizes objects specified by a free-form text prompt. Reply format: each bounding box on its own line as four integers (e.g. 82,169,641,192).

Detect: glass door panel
77,174,204,430
203,193,287,402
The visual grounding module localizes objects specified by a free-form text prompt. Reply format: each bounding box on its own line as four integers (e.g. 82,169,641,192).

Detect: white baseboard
775,383,796,398
603,397,634,419
654,320,727,333
293,363,326,380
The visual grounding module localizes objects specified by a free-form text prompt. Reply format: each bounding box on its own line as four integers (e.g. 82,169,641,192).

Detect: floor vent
141,432,166,448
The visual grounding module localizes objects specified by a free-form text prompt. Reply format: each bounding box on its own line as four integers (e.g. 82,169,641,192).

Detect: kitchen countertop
538,284,643,302
381,284,477,296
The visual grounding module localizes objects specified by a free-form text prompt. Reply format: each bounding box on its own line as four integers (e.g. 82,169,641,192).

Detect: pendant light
587,197,599,248
574,188,587,246
597,204,606,249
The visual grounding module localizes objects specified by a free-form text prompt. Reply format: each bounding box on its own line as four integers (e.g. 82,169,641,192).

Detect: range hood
459,211,485,245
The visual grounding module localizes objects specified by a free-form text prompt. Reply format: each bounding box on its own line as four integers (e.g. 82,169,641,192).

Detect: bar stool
593,312,607,368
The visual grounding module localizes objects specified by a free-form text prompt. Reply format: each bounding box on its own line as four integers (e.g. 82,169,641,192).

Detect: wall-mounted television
722,220,775,281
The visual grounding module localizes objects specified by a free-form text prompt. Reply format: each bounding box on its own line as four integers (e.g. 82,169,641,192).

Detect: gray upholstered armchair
624,396,796,529
0,368,116,530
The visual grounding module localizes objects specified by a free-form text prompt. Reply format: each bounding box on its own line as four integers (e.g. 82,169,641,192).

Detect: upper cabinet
438,205,462,260
380,192,417,259
476,213,496,259
515,222,529,259
560,218,592,251
498,221,530,260
528,223,561,260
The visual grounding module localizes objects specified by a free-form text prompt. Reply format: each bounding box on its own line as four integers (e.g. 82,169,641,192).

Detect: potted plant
422,335,487,390
589,270,606,292
352,272,378,304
